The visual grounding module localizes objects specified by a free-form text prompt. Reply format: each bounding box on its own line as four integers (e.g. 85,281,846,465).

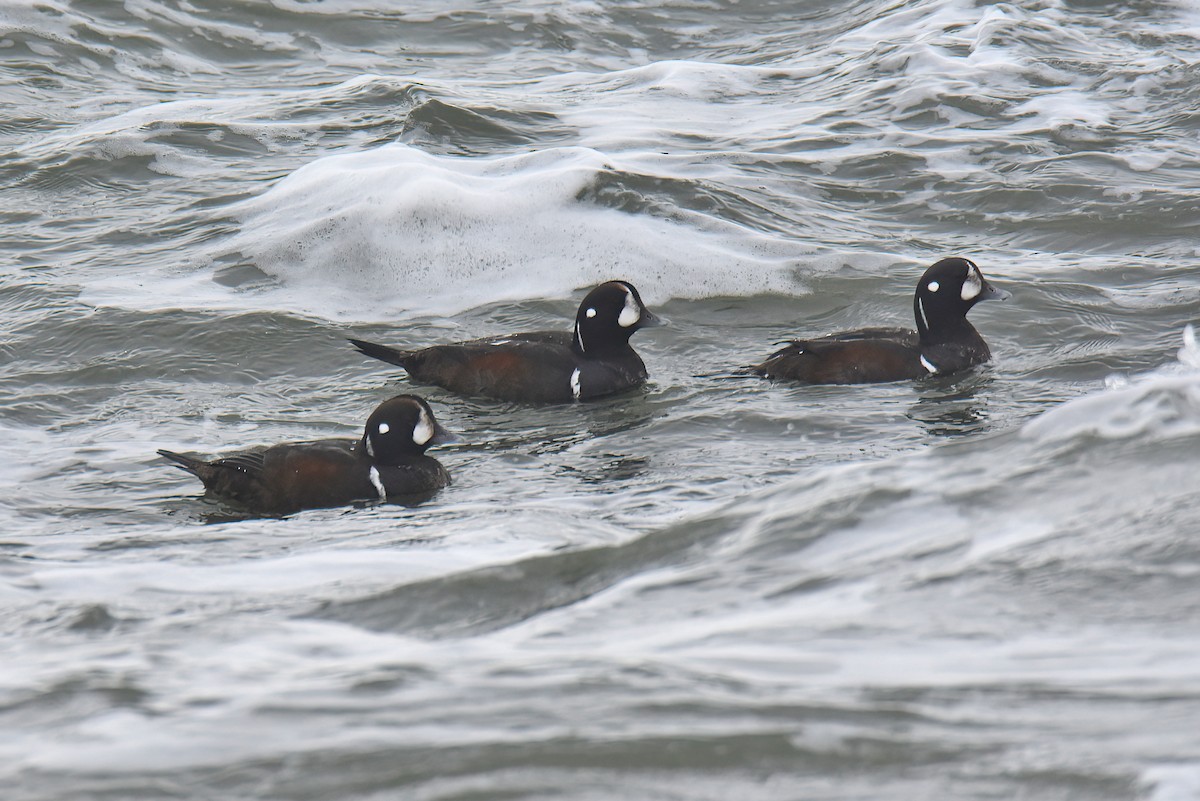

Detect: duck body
158,395,454,515
350,281,662,404
754,258,1007,385
350,330,648,403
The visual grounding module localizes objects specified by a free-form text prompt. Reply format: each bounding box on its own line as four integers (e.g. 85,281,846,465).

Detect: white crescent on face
412,407,434,446
961,263,982,301
617,287,641,328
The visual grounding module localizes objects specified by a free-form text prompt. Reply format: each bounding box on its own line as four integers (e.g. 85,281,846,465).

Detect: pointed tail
348,338,414,370
157,449,208,477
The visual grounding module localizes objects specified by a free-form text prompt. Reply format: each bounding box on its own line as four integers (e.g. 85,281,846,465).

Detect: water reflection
907,371,996,437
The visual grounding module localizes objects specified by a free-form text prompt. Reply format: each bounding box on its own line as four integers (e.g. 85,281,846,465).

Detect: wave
1022,325,1200,443
307,328,1200,647
214,143,815,319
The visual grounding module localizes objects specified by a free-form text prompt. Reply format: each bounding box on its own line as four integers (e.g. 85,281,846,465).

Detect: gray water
3,1,1200,799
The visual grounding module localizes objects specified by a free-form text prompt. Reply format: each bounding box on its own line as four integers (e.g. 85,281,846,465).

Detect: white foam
123,0,296,52
17,545,540,600
1181,325,1200,369
1119,148,1172,172
216,144,811,319
1141,764,1200,801
18,84,364,165
1011,91,1113,131
1022,326,1200,443
58,2,1172,321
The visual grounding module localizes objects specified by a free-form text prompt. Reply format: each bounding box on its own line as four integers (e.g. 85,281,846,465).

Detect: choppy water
3,1,1200,798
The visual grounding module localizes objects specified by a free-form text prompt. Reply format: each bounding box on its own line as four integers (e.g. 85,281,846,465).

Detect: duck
158,395,455,515
754,258,1009,384
349,280,663,403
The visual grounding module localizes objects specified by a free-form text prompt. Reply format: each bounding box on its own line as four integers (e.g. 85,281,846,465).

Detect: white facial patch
617,288,640,328
920,355,939,374
377,422,390,435
916,296,930,331
368,466,386,500
570,368,582,401
961,265,982,301
412,407,434,446
364,437,375,458
928,280,940,293
585,307,596,318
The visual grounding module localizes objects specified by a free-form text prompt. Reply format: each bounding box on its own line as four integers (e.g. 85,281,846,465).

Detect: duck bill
979,280,1011,302
429,423,461,446
638,309,667,328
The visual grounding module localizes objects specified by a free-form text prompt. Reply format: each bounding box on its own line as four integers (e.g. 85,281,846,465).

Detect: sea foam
1022,326,1200,443
219,143,812,319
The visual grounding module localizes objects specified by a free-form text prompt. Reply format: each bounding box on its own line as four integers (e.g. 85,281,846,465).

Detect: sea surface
3,1,1200,799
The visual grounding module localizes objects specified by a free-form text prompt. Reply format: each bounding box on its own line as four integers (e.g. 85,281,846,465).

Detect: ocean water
3,1,1200,798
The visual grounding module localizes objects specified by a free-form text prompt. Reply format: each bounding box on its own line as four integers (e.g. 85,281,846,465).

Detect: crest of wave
1023,325,1200,443
221,144,812,319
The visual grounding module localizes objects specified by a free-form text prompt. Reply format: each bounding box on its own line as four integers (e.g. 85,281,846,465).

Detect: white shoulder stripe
368,466,387,501
570,368,582,400
920,355,939,374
